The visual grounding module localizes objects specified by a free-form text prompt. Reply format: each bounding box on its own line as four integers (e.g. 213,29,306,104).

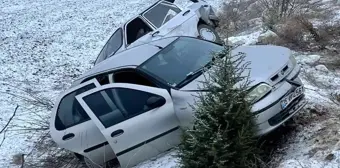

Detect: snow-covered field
1,0,339,167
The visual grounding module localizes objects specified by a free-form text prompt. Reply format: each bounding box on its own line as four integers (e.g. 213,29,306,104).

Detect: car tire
197,24,221,43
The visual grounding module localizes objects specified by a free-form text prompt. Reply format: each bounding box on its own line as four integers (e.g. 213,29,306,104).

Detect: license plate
280,86,304,110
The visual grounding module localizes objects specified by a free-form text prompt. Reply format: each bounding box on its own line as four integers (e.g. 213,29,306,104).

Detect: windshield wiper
185,56,217,79
175,63,211,88
185,66,207,79
176,53,224,88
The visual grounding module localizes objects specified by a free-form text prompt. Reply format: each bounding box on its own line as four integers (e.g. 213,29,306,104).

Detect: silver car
94,0,220,65
50,37,306,168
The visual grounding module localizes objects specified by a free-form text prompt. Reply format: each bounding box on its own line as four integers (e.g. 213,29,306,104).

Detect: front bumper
252,65,307,136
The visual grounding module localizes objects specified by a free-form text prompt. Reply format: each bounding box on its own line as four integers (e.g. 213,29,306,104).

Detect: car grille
270,65,289,82
268,94,304,126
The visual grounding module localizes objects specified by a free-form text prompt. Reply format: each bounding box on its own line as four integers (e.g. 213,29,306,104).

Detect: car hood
180,45,291,91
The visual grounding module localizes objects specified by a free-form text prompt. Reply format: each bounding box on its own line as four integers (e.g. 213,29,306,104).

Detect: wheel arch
74,152,84,161
197,5,219,28
197,18,207,27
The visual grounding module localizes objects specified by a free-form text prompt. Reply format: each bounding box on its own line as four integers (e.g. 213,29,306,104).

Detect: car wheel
197,24,221,43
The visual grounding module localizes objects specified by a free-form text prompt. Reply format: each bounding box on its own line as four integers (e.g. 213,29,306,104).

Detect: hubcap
200,28,216,41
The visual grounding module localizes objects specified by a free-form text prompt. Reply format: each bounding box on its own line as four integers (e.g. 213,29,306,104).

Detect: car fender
162,15,201,38
170,89,200,129
198,5,219,27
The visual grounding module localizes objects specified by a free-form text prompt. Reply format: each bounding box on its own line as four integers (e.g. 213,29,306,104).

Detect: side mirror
146,96,166,109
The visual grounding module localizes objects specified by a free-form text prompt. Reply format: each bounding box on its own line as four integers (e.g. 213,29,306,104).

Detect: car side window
55,84,96,130
126,17,153,45
95,28,123,64
82,88,164,128
81,70,158,87
112,70,156,87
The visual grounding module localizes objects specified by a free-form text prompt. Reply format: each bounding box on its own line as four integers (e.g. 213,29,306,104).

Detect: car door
49,79,116,165
76,83,181,168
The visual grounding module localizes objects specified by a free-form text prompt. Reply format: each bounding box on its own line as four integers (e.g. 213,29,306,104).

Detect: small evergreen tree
178,47,261,168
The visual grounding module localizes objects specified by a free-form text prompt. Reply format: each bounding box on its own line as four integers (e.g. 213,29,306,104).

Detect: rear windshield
143,2,181,28
55,84,96,130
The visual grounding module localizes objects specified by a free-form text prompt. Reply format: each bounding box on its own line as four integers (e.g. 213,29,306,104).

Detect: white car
94,0,221,65
50,36,306,168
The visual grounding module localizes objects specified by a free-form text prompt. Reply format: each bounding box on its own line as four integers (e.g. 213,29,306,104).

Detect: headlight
290,55,297,67
246,83,272,103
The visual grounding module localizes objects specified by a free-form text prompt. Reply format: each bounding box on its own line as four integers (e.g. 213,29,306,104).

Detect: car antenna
150,43,164,49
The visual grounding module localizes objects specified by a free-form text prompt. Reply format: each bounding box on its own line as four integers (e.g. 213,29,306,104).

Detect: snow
300,55,321,64
315,64,329,72
227,30,262,46
1,0,340,168
279,150,340,168
135,150,179,168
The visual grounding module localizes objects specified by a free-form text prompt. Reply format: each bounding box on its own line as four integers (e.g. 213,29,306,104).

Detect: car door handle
151,31,160,37
62,133,75,141
111,129,124,138
182,10,190,16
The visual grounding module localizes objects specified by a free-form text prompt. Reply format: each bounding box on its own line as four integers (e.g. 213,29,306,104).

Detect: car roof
72,36,179,86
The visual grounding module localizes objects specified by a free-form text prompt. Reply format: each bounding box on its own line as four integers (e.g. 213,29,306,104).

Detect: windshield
139,37,223,88
143,2,181,28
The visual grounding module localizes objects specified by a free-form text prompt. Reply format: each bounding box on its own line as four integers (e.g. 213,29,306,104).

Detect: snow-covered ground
1,0,340,167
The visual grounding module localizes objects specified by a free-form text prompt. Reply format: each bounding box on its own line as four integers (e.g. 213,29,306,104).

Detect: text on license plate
280,86,304,109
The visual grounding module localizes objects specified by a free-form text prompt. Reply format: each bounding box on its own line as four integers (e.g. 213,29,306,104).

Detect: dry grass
258,0,326,29
217,0,260,38
0,82,83,168
219,0,340,53
257,18,340,52
256,0,340,52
